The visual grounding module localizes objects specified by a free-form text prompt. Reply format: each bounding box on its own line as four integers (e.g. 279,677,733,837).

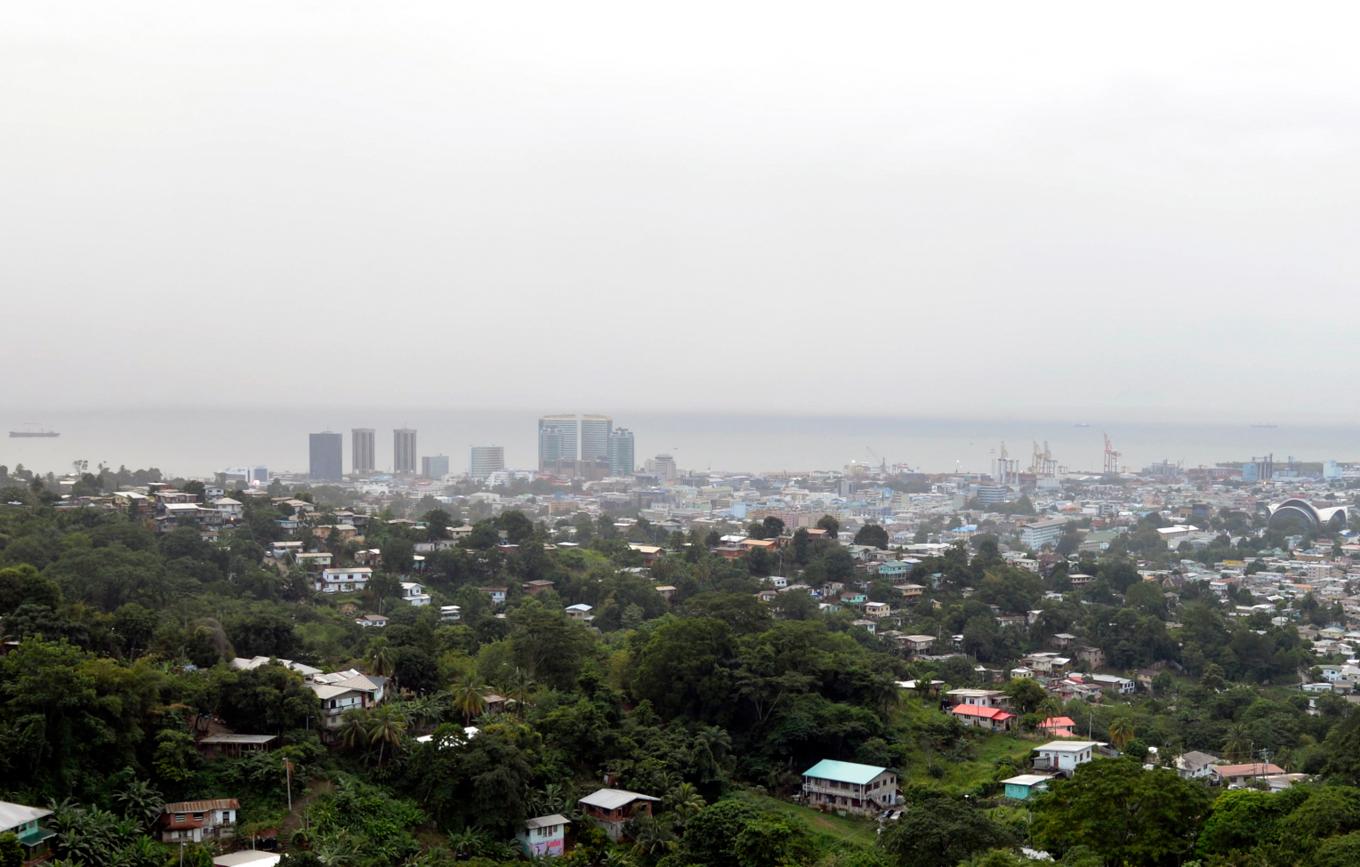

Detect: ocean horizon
2,408,1356,480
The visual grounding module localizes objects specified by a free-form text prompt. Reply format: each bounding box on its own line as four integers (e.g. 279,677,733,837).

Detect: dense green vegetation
1,472,1360,865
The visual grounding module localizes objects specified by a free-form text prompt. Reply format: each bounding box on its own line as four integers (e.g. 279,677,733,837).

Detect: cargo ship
9,425,60,438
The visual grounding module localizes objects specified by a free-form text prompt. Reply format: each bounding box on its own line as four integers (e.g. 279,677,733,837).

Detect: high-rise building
580,414,613,463
421,455,450,479
646,453,677,482
309,432,343,481
538,414,579,471
251,466,269,484
352,428,376,474
394,428,417,474
607,428,635,476
470,446,505,480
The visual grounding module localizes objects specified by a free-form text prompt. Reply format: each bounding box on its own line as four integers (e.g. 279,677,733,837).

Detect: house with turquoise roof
801,759,899,816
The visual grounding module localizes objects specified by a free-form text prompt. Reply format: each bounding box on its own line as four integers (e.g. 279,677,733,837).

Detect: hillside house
158,799,239,843
518,814,570,858
801,759,899,817
578,789,659,841
1033,741,1102,775
314,567,372,594
0,801,53,863
1001,774,1054,801
952,703,1016,732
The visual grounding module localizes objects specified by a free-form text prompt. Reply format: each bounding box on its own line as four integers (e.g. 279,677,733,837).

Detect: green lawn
732,789,878,849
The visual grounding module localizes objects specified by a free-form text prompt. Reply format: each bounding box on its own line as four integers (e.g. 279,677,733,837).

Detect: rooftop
578,788,660,811
802,759,890,785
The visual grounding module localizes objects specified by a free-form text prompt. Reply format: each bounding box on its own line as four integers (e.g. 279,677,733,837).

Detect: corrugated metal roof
801,759,889,785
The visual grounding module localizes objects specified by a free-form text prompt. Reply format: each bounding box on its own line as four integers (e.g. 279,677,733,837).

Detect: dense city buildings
393,428,417,475
469,446,505,480
607,427,635,476
351,428,376,475
307,431,342,481
420,454,449,480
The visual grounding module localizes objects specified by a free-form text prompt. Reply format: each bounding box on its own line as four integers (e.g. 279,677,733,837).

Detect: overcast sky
4,2,1359,420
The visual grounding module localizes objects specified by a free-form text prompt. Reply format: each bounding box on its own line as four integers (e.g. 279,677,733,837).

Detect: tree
1108,716,1135,751
816,515,840,539
0,834,22,867
878,792,1013,867
366,704,407,767
1003,678,1047,714
675,800,760,867
451,673,487,723
1030,759,1210,866
853,524,889,549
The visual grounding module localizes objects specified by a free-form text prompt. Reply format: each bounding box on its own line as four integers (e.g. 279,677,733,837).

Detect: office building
579,414,613,463
352,428,376,474
470,446,505,480
607,428,635,476
538,414,579,471
421,455,450,480
309,432,343,481
646,454,677,482
251,466,269,484
394,428,418,474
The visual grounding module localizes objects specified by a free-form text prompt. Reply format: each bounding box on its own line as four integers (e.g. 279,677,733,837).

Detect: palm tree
451,673,487,724
1108,716,1136,751
505,667,536,717
691,725,732,783
367,704,408,767
629,815,676,859
527,782,569,818
665,782,706,829
368,641,395,678
112,778,164,829
337,709,369,753
1223,724,1252,762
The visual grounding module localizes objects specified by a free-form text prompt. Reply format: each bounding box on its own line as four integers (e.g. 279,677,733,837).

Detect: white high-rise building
538,414,579,471
470,446,505,480
393,428,418,474
579,414,613,463
352,428,376,474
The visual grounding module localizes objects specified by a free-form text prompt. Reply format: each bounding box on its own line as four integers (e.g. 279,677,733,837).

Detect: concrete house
1033,741,1102,775
159,799,239,843
518,814,570,858
578,789,659,841
801,759,899,816
0,801,54,863
1001,774,1054,800
314,567,372,593
399,581,431,606
952,703,1016,732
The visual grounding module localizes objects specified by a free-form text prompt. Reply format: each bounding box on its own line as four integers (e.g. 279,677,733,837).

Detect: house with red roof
951,703,1015,732
1038,716,1077,737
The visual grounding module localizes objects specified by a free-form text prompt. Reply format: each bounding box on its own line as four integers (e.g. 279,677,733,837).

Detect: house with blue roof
801,759,899,816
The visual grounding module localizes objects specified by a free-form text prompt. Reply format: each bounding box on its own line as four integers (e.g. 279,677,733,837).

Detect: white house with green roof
801,759,899,816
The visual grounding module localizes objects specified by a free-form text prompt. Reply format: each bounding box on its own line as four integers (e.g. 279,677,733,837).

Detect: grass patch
732,789,878,849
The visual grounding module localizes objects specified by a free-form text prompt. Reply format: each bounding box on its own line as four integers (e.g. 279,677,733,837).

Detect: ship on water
8,424,60,438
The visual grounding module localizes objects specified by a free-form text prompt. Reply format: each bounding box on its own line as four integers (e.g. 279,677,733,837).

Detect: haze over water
2,408,1356,479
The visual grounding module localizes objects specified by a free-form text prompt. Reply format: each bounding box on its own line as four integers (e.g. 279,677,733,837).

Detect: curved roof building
1267,499,1348,535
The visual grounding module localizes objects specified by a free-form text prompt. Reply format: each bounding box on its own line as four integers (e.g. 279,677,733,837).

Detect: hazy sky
5,2,1359,420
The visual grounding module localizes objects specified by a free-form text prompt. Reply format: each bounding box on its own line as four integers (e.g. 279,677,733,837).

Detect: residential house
900,635,936,656
578,789,660,841
212,852,281,867
864,601,892,619
197,734,277,759
314,567,372,594
851,618,877,634
951,703,1016,732
309,670,386,735
1038,717,1077,738
356,613,388,628
523,579,556,597
518,814,570,858
1033,741,1102,775
0,801,54,863
439,605,462,623
566,603,595,623
1001,774,1054,801
1090,673,1135,695
1175,751,1222,780
1212,762,1287,788
482,586,508,606
801,759,899,817
399,582,431,606
158,799,239,843
945,689,1010,709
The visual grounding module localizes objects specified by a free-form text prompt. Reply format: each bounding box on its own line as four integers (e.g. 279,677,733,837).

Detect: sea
2,408,1357,481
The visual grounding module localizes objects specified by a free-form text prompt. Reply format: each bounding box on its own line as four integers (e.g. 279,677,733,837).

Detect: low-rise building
578,789,659,841
801,759,899,816
1001,773,1054,801
0,801,54,863
518,814,570,858
314,567,372,593
158,799,239,843
1033,741,1102,775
